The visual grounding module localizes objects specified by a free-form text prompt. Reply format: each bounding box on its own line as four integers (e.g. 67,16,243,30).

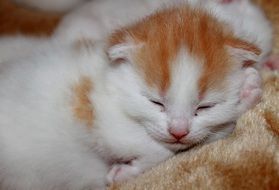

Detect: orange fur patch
72,76,94,128
109,5,259,96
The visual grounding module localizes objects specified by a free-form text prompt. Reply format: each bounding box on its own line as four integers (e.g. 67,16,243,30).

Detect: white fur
0,42,173,189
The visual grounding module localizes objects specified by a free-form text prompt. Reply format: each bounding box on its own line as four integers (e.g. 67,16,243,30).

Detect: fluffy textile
0,0,278,189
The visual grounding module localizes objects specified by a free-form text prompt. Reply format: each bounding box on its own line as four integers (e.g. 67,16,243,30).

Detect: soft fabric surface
0,0,278,189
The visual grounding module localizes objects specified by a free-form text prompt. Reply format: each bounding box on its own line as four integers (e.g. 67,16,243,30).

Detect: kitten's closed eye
195,103,216,116
150,99,165,111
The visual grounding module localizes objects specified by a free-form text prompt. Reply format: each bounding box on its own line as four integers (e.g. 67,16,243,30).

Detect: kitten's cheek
190,119,202,130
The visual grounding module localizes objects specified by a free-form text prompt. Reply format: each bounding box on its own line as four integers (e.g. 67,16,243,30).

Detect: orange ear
225,38,261,67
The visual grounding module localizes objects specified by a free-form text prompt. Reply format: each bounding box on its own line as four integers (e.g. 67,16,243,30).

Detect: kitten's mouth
160,139,188,146
160,139,183,144
160,137,189,144
159,137,206,152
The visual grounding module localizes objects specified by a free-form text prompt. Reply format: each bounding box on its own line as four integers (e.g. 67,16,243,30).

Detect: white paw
238,68,262,112
106,161,141,185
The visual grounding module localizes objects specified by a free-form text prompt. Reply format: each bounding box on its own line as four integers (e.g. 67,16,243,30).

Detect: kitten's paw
106,161,141,184
263,55,279,71
238,68,262,112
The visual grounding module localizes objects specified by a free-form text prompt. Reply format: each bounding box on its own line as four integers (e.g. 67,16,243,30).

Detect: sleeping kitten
0,1,264,188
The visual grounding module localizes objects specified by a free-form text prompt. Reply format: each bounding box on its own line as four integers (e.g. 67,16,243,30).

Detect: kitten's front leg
106,159,140,184
106,149,173,184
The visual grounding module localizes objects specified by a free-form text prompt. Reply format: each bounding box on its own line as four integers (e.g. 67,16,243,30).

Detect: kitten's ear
107,42,143,64
226,38,261,67
107,41,143,63
107,30,144,64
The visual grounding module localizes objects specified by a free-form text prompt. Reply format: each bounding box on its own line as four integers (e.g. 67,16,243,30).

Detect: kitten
0,4,262,188
0,1,264,188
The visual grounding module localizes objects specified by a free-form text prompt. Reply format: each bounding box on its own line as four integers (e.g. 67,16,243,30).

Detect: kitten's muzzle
168,119,190,141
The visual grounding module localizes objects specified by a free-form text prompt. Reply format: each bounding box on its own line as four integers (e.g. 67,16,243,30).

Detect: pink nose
168,119,190,140
168,127,189,140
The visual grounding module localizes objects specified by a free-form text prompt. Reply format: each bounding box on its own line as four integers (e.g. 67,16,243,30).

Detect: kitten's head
106,5,261,152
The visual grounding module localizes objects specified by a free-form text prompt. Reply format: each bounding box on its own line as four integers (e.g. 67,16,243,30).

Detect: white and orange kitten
0,3,263,189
